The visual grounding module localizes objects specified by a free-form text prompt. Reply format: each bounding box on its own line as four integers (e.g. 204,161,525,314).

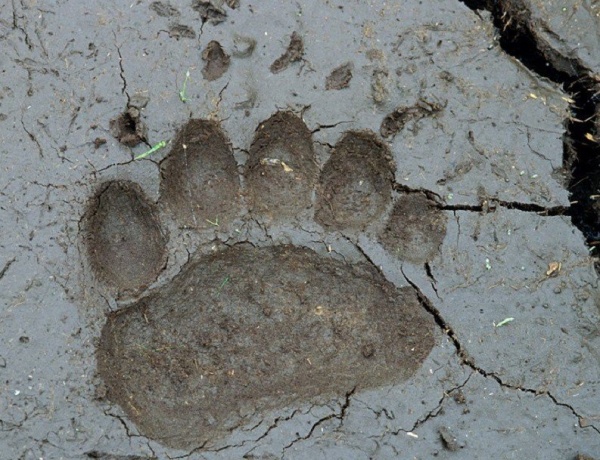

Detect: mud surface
1,0,600,459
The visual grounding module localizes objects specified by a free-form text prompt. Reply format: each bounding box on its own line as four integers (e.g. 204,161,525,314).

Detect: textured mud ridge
83,181,167,297
98,245,435,450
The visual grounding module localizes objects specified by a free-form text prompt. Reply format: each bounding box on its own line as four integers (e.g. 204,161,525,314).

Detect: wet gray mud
1,0,600,459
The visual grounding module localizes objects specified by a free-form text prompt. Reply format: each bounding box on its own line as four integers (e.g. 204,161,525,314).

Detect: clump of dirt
379,194,447,264
168,24,196,40
270,31,304,74
246,111,317,221
82,181,167,296
97,244,435,450
316,131,395,232
160,119,241,229
201,40,230,81
192,0,227,24
326,63,353,90
109,107,147,147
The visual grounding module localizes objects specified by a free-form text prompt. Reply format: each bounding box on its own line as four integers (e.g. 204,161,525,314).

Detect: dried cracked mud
1,0,600,459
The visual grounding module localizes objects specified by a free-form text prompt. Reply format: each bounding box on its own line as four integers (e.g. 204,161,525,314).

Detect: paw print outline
82,110,446,450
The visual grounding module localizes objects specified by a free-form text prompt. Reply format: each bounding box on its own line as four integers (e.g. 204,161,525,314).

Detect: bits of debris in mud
380,99,445,138
270,31,304,74
149,1,179,17
201,40,230,81
371,68,389,104
97,244,435,450
168,24,196,40
224,0,239,8
83,181,167,297
192,0,227,24
326,63,353,90
379,193,447,264
109,107,147,147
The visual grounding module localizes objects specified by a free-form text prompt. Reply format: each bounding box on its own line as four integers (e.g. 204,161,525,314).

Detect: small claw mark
0,257,16,281
20,115,43,158
380,98,446,139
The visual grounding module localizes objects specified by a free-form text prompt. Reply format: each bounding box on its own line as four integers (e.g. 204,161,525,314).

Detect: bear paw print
82,111,446,450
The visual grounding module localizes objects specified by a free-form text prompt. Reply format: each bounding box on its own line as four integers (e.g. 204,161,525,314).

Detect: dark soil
98,244,435,450
82,181,167,297
316,131,395,232
159,119,242,229
246,111,317,222
110,108,147,148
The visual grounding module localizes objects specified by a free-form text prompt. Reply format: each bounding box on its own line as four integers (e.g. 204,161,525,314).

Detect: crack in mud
401,269,600,434
394,374,473,436
281,388,355,454
394,181,570,215
11,0,33,50
114,38,130,103
459,0,600,263
20,114,43,159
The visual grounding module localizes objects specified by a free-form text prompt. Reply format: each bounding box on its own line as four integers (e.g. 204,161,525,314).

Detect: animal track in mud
82,111,448,450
